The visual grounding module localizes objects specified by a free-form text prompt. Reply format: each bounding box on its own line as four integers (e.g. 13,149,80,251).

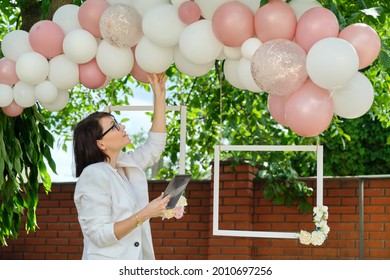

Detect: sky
48,85,155,182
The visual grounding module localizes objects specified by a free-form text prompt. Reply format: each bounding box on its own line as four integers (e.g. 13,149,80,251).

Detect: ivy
0,107,55,245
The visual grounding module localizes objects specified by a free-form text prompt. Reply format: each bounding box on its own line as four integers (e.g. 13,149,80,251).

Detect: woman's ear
96,140,106,151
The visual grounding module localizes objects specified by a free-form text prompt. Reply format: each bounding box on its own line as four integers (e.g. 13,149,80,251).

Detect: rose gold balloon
78,0,110,38
338,23,381,69
285,79,334,137
29,20,65,58
295,7,339,53
254,1,297,42
79,58,106,89
2,101,24,117
212,1,254,47
0,58,19,85
178,1,201,25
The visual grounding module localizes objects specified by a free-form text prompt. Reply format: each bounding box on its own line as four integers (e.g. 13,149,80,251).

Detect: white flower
162,195,187,220
298,204,329,246
298,230,312,245
311,231,326,246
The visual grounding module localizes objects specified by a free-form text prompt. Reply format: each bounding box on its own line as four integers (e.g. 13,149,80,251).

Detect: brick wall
1,162,389,260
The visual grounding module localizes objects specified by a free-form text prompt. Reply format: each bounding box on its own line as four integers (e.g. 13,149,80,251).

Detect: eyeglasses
98,119,120,139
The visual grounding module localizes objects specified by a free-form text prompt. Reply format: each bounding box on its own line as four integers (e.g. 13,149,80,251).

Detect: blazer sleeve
74,165,118,248
126,131,166,170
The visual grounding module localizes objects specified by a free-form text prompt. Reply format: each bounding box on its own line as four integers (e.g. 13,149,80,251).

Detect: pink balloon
2,101,24,117
78,0,110,38
295,7,339,53
0,58,19,85
285,79,334,137
79,58,107,89
178,1,201,25
212,2,255,47
338,23,381,69
254,1,297,42
29,20,65,58
251,39,307,96
268,93,290,127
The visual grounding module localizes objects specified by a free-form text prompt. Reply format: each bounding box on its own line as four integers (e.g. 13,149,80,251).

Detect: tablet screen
164,174,191,209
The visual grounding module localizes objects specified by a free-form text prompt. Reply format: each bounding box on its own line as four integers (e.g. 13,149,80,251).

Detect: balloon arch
0,0,381,137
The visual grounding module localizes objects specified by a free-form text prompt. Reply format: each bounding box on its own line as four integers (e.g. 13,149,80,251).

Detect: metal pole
358,179,365,260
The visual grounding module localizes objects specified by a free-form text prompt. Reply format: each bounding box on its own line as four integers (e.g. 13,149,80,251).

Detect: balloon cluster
0,0,381,138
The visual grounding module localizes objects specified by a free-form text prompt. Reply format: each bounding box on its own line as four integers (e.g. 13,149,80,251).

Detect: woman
73,72,170,260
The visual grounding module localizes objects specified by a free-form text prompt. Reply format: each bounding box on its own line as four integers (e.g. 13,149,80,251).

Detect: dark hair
73,112,113,177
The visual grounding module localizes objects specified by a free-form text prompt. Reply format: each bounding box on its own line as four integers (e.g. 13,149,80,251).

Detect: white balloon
171,0,188,8
1,30,33,61
133,0,170,16
289,0,322,20
241,37,262,60
223,58,246,90
13,81,37,108
194,0,233,19
238,57,262,92
307,38,359,90
52,4,81,34
40,90,69,112
238,0,260,13
332,72,374,119
48,54,79,90
135,36,174,73
16,51,49,85
179,20,223,64
63,29,98,64
0,84,14,107
142,4,186,47
174,46,214,77
35,80,58,104
223,46,242,60
96,40,134,78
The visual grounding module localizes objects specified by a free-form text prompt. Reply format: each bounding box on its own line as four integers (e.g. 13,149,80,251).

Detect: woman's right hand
139,193,170,220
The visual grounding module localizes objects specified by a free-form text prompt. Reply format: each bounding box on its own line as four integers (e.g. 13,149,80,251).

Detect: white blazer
74,132,166,260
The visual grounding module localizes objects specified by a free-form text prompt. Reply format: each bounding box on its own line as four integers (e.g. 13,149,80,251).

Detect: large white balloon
0,84,14,107
63,29,98,64
52,4,82,34
238,57,262,92
40,90,69,112
223,46,242,60
223,58,246,90
171,0,188,8
289,0,322,19
174,46,214,77
13,81,37,108
142,4,186,47
307,37,359,90
1,30,33,61
332,72,374,119
35,80,58,104
241,37,262,60
48,54,79,90
135,36,174,73
133,0,170,16
179,20,224,64
194,0,232,19
96,40,134,78
16,51,49,85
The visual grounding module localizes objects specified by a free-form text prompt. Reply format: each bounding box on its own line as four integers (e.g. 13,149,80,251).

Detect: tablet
164,174,191,209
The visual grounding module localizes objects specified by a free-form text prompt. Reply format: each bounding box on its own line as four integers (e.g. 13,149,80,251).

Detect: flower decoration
297,205,330,246
162,195,187,220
